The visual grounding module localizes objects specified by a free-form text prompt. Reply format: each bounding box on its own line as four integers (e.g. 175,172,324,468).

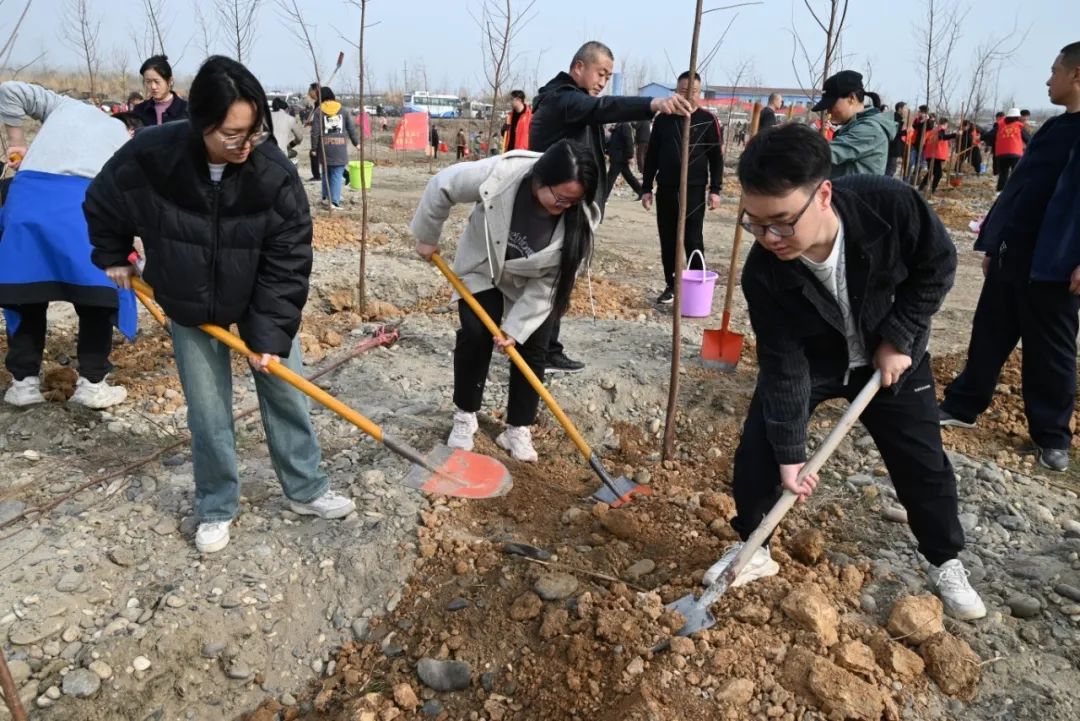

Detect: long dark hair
529,139,598,316
188,55,269,138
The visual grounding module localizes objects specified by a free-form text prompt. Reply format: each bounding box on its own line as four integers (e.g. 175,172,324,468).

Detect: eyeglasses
218,129,270,150
738,182,824,238
547,186,582,208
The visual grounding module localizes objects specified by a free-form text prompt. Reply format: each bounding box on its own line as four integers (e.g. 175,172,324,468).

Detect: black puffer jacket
85,121,313,357
529,71,654,213
132,94,189,127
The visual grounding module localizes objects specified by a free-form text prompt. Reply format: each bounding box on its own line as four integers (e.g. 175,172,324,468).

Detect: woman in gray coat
412,140,600,462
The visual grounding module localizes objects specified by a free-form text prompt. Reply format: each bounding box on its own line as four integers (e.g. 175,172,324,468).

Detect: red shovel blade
402,445,513,499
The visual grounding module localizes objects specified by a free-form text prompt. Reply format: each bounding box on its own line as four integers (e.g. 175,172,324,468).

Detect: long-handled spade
131,278,512,500
665,371,882,639
429,253,651,508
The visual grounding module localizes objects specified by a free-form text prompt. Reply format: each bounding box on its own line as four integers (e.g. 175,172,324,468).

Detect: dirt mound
567,275,653,320
312,215,391,250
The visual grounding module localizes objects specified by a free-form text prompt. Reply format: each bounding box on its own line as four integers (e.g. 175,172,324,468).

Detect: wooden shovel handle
721,101,763,316
131,277,386,443
698,371,883,609
429,253,594,460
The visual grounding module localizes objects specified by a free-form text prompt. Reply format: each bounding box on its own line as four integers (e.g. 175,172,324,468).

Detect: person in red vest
502,90,532,151
918,118,956,194
987,111,1005,175
986,108,1031,191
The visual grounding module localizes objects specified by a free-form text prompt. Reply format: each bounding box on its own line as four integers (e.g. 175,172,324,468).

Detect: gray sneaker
1037,447,1069,472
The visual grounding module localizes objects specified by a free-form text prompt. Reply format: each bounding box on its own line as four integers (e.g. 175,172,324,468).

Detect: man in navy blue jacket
940,41,1080,471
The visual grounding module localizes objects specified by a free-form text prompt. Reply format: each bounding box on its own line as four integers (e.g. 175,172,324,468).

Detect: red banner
391,112,429,151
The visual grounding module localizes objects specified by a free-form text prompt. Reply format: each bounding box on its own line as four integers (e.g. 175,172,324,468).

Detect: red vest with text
996,120,1024,157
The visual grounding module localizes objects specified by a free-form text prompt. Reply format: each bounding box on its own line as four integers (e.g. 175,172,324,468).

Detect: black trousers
657,185,706,290
884,155,899,178
603,160,643,202
454,288,556,427
942,262,1080,450
968,146,983,174
997,155,1020,192
309,150,321,180
456,146,466,160
5,303,113,383
731,359,964,566
919,159,945,193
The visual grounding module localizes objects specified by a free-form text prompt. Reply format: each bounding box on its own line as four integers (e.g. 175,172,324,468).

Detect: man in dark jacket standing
641,71,723,304
707,123,985,622
886,102,907,177
529,40,692,372
603,122,643,203
940,42,1080,472
759,92,783,130
634,117,652,173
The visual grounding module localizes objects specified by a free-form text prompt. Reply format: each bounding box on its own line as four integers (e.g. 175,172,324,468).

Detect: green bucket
347,160,373,190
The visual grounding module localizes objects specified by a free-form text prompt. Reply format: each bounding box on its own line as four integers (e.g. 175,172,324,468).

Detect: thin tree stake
663,0,706,460
0,645,28,721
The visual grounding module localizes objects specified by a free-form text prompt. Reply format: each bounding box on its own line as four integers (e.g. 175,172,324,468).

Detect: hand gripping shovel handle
697,370,883,610
130,278,437,475
429,253,595,460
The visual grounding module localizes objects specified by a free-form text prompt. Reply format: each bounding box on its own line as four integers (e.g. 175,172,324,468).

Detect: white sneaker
929,559,987,620
69,376,127,409
447,410,479,451
702,543,780,587
195,521,231,554
289,490,356,519
4,376,45,407
496,425,538,462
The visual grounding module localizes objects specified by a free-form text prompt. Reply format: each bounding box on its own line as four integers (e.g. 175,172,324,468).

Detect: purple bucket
680,250,718,317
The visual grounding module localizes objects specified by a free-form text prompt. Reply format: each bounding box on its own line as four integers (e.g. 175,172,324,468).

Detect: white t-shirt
799,220,868,368
208,162,227,183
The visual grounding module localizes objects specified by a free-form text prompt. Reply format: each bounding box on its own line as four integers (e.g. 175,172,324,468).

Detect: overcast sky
6,0,1078,111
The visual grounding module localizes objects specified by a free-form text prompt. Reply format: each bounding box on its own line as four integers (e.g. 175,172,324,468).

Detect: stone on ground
509,592,543,621
787,527,827,565
417,658,472,692
886,595,944,645
920,632,981,698
715,677,755,705
533,572,578,601
781,583,839,647
781,647,886,721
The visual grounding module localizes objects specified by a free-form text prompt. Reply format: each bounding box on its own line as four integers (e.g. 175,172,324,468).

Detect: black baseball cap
812,70,864,112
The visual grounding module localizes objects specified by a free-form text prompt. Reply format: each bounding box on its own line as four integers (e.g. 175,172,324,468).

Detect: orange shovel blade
402,445,513,499
702,328,743,370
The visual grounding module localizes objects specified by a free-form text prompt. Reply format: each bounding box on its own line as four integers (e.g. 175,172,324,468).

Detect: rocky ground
1,146,1078,721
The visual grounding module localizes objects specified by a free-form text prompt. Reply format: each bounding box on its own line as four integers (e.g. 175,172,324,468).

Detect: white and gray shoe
703,543,780,587
4,376,45,407
70,376,128,409
195,521,231,554
496,425,538,462
289,490,356,519
447,410,479,451
929,558,987,620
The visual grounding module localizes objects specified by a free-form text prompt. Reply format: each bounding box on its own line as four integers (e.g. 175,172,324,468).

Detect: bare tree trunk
357,0,369,312
473,0,536,156
63,0,101,102
0,0,35,73
662,0,705,461
217,0,263,63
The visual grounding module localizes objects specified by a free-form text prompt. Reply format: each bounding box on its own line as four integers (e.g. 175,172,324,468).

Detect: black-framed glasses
739,181,824,238
547,185,581,208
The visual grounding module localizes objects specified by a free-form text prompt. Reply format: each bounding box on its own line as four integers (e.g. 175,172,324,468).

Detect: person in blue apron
0,81,140,408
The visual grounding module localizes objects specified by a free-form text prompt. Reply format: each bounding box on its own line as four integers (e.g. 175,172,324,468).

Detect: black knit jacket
741,174,956,463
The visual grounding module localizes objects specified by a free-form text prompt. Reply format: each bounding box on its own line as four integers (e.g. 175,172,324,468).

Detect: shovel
429,253,651,508
131,278,511,500
701,102,762,371
666,370,882,638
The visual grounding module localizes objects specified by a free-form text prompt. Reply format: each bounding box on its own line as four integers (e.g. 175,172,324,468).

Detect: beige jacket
410,150,601,342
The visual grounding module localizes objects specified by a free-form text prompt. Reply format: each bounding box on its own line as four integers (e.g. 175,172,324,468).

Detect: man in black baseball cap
812,70,895,177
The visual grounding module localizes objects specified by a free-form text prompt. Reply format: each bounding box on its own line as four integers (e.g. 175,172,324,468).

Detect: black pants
969,146,983,174
732,360,964,566
657,185,706,290
5,303,113,383
884,155,899,178
996,155,1020,192
309,150,321,180
919,159,944,193
603,160,643,202
942,262,1080,450
431,144,439,159
635,144,648,174
454,289,556,427
456,146,466,160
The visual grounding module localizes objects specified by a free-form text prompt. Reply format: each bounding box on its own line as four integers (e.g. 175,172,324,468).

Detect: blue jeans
321,164,345,205
170,324,328,522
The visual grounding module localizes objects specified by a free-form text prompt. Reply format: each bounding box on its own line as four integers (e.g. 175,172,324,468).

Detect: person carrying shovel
709,123,986,621
411,139,600,463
